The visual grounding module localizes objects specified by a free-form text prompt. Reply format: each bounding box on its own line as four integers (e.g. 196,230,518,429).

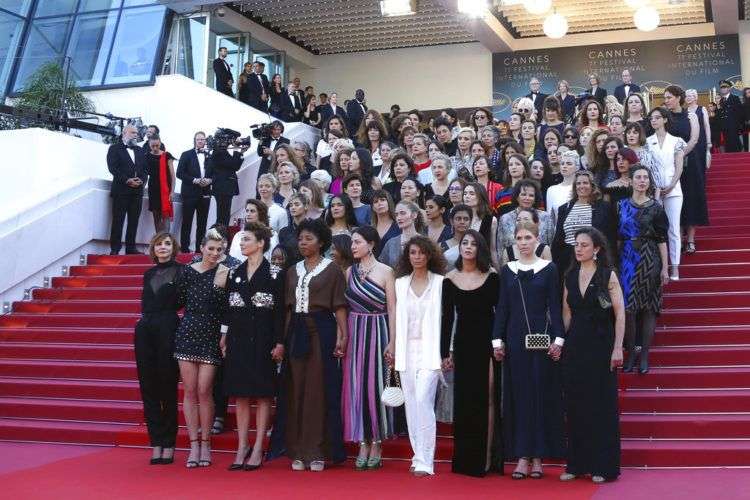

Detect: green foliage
15,62,94,116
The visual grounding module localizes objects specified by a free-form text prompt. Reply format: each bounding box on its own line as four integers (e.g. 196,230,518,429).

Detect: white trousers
663,194,683,267
399,339,440,475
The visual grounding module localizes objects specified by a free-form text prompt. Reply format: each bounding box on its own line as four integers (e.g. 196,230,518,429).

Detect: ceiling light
458,0,488,17
523,0,551,15
380,0,416,16
543,12,568,38
624,0,646,8
634,6,660,31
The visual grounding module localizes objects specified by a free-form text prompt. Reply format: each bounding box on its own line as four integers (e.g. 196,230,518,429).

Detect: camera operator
257,120,289,178
177,132,212,253
107,124,148,255
210,137,248,226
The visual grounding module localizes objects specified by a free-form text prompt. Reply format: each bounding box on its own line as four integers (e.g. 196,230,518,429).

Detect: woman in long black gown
561,227,625,483
492,221,565,479
441,229,502,477
135,232,183,465
221,222,286,471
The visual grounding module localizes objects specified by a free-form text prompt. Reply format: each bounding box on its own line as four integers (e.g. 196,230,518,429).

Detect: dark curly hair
454,229,491,273
395,235,446,278
296,218,333,255
243,221,273,253
324,192,358,229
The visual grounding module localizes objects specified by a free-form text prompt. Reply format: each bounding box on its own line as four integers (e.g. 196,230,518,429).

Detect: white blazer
646,133,684,198
394,272,444,372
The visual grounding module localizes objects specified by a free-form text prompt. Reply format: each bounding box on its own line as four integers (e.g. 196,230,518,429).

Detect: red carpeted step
645,345,750,367
620,389,750,413
663,292,750,309
666,276,750,293
52,276,143,288
0,397,144,423
621,439,750,467
683,249,750,264
0,417,133,446
0,359,136,380
653,325,750,346
694,226,750,238
658,308,750,327
621,413,750,439
33,288,141,301
618,367,750,389
0,342,134,362
0,377,141,400
675,263,750,278
0,327,132,344
69,265,151,277
85,253,195,265
13,300,141,315
692,237,750,250
0,313,138,328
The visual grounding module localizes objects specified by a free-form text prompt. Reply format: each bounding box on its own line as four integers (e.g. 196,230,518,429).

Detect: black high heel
623,351,638,373
244,450,265,471
639,352,650,374
160,447,174,465
228,448,251,471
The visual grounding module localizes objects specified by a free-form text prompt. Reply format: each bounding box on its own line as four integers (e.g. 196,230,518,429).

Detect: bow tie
517,269,535,281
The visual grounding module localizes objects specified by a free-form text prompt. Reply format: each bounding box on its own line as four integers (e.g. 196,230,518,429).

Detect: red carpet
1,153,750,467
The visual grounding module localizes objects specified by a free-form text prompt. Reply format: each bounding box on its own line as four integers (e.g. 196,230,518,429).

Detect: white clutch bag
380,368,404,407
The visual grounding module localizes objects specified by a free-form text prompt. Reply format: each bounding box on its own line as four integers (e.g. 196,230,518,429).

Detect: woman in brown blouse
277,218,349,471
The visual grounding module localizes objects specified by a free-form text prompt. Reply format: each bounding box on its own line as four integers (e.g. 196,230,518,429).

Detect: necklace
357,260,376,280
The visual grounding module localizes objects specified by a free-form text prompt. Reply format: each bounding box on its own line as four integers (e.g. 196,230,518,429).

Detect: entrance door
216,33,249,92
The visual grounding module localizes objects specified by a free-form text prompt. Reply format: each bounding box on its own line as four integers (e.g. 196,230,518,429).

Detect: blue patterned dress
618,198,669,312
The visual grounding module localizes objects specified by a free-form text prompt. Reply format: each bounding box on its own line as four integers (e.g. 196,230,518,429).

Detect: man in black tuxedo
318,91,348,126
716,79,744,153
346,89,368,137
139,124,164,153
213,47,234,98
257,121,289,179
280,82,303,122
107,125,148,255
246,61,270,112
613,69,642,104
176,132,212,253
210,142,245,226
525,77,548,120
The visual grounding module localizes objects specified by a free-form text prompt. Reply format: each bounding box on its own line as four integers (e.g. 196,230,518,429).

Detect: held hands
548,344,562,362
126,178,142,188
271,343,285,363
219,334,227,358
383,343,395,368
333,336,347,358
610,348,624,371
441,354,454,371
492,347,505,362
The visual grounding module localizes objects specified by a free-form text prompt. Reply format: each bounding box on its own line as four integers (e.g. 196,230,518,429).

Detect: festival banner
491,34,742,118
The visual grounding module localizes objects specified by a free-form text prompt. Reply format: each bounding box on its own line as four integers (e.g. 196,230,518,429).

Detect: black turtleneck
140,260,184,313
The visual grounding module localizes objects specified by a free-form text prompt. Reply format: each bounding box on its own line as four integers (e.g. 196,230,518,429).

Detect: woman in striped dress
342,226,396,470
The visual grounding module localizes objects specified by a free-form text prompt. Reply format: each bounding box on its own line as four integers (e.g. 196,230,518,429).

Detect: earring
593,252,598,261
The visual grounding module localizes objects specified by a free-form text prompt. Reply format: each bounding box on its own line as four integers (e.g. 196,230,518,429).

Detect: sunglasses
519,108,531,113
564,135,576,139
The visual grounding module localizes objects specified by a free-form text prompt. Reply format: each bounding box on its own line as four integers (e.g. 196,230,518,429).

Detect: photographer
257,120,289,178
177,132,212,253
210,133,248,226
107,124,148,255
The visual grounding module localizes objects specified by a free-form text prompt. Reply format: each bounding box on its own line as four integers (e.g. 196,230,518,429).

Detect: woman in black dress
237,62,253,106
441,230,502,477
492,221,565,479
145,136,174,233
135,232,183,465
221,222,286,471
268,73,284,117
174,228,229,468
561,227,625,483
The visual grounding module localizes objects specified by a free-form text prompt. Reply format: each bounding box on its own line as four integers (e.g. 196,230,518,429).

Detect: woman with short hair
378,200,425,269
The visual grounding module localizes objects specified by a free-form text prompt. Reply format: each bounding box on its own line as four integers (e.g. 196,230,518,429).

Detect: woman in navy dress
220,222,286,471
682,88,711,252
560,227,625,483
492,221,565,479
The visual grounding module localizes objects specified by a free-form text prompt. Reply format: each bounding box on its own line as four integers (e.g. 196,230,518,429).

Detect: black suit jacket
319,104,348,125
107,142,148,196
552,199,617,264
525,92,548,119
586,87,607,107
279,92,303,122
718,94,744,131
209,150,243,196
257,136,291,177
346,99,368,136
245,72,270,107
177,149,213,198
613,83,641,104
213,57,233,92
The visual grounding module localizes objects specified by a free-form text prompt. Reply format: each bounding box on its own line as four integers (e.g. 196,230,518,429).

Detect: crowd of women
133,82,711,483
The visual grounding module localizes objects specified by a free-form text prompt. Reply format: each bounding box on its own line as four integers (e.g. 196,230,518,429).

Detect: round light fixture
634,6,660,31
543,13,568,39
523,0,552,15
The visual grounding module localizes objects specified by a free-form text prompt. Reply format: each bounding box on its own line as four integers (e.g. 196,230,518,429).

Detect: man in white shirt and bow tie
614,69,642,104
525,77,548,122
346,89,368,137
281,82,302,122
213,47,234,98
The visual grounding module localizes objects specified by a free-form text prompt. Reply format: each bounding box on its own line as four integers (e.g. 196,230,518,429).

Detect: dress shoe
109,250,120,255
125,248,142,255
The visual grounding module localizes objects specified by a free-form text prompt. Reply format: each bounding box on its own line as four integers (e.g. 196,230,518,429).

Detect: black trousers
110,193,142,253
181,196,210,253
214,195,234,227
724,126,742,152
134,313,179,448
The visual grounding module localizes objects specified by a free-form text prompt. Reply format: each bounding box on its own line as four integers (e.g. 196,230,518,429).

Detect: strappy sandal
210,417,224,435
685,242,696,254
186,439,199,468
198,439,212,467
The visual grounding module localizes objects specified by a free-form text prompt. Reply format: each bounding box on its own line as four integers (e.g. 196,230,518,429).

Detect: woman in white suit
646,107,685,280
385,235,446,476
